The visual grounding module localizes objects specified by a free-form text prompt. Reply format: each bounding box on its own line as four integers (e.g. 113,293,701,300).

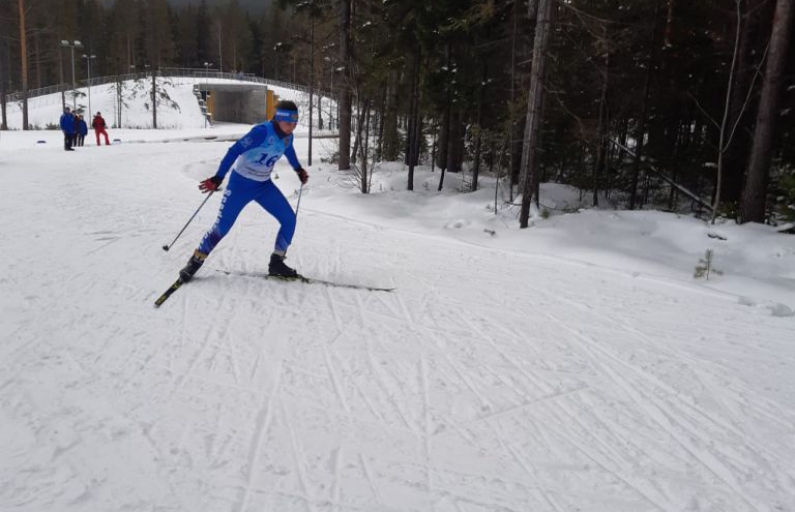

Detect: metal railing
5,68,332,103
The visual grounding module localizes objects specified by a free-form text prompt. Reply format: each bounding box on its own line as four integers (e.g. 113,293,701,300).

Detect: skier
177,100,309,282
59,107,75,151
92,112,111,146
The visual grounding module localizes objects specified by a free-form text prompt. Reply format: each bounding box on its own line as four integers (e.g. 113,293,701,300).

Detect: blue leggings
197,173,296,256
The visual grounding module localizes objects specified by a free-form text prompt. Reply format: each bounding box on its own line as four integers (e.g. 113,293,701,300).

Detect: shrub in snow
694,249,722,280
774,172,795,223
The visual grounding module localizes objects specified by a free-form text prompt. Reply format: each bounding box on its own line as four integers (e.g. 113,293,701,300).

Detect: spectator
76,115,88,147
72,114,80,147
59,107,75,151
92,111,111,146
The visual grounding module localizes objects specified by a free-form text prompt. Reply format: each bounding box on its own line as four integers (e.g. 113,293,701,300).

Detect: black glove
296,167,309,185
199,176,223,193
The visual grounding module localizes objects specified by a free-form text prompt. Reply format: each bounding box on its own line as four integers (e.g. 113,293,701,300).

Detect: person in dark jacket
92,112,111,146
59,107,75,151
72,115,80,147
76,115,88,147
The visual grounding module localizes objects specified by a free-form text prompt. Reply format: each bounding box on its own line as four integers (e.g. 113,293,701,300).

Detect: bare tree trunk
338,0,352,170
407,83,418,190
410,99,422,173
528,0,538,20
34,29,41,89
406,45,422,190
404,82,414,166
1,37,7,130
308,11,315,166
509,0,519,200
358,101,371,194
127,34,133,73
629,0,661,210
437,43,452,192
18,0,29,130
406,43,421,171
382,71,398,161
447,111,464,174
1,87,6,130
741,0,793,223
711,0,744,223
663,0,676,47
430,119,438,173
0,76,8,130
351,96,363,164
411,97,422,168
519,0,553,228
152,69,157,129
592,44,609,208
116,77,123,128
376,79,386,160
722,0,760,205
471,62,488,192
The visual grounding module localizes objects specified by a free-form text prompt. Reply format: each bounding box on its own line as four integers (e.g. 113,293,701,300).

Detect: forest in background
1,0,793,226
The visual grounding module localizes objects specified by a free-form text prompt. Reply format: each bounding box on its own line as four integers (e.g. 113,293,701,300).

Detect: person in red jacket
92,112,111,146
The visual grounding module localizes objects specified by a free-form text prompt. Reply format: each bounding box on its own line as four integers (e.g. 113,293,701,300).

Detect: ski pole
294,184,304,223
162,191,216,252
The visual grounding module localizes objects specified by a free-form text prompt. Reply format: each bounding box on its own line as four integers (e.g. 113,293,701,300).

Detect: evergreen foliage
773,170,795,223
0,0,792,221
694,249,723,280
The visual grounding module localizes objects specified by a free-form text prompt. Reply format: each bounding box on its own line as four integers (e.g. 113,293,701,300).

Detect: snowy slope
1,100,795,511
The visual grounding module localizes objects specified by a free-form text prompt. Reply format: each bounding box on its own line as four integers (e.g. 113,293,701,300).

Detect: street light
82,53,96,116
60,40,83,110
203,62,212,128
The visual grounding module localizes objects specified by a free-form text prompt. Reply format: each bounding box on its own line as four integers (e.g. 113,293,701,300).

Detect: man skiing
177,100,309,282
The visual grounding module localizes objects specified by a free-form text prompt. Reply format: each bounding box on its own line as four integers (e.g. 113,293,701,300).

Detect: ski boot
268,253,300,278
179,250,207,282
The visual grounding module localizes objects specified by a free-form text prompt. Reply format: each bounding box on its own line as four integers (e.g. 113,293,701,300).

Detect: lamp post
308,0,315,166
203,62,212,128
58,44,65,109
82,53,96,116
60,40,83,110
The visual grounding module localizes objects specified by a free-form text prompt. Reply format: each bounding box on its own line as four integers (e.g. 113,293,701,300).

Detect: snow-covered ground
1,82,795,512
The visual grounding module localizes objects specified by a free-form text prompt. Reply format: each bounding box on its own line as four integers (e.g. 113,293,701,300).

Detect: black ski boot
268,253,299,278
179,250,207,282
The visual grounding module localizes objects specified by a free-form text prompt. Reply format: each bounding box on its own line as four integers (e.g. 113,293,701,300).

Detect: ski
217,270,395,292
154,277,185,307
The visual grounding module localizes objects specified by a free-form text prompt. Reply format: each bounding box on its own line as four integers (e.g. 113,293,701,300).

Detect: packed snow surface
1,80,794,512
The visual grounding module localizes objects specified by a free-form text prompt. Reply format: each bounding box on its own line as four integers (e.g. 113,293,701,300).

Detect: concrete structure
195,83,279,125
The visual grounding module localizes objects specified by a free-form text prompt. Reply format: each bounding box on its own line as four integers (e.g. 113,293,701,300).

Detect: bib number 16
257,153,280,167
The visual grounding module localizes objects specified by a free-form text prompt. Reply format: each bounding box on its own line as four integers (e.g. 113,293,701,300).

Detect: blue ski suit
59,112,75,134
197,121,303,257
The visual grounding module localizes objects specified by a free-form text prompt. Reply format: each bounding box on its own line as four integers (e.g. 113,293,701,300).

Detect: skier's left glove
296,167,309,185
199,176,223,193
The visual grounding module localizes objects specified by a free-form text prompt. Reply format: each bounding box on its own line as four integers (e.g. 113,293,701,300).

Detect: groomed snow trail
1,138,794,512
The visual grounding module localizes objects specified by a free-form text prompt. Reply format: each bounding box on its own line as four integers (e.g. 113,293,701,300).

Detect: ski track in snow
1,140,794,512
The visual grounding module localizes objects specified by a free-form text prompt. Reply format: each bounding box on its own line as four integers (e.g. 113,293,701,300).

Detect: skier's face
277,120,297,135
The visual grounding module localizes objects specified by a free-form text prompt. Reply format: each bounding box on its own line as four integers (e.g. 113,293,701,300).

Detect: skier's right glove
199,176,222,193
